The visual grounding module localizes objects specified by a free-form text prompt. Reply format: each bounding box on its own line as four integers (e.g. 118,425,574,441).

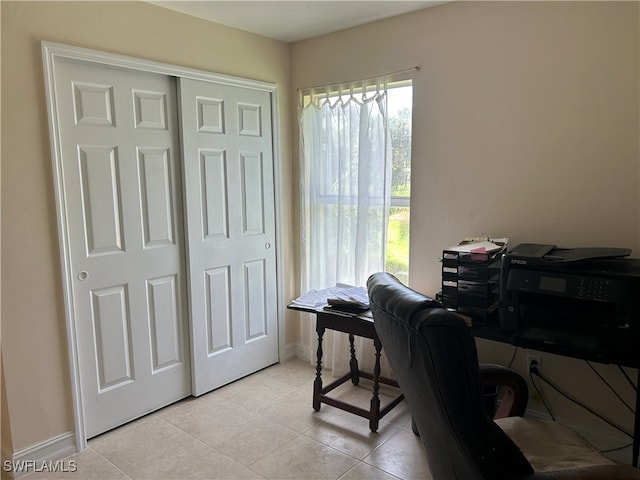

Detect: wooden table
289,305,404,432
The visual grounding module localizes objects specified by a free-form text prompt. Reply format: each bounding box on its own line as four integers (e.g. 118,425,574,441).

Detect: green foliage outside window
384,86,412,283
386,206,410,283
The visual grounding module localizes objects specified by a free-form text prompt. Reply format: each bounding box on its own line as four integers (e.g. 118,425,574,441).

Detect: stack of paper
289,284,369,310
327,286,369,311
289,289,333,309
446,241,503,254
446,237,509,254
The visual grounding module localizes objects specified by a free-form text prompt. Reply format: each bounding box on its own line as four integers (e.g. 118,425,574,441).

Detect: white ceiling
148,1,444,42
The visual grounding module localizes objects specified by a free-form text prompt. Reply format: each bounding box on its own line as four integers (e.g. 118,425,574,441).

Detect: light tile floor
23,359,432,480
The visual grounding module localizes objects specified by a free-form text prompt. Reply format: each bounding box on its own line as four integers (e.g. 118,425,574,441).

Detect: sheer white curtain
299,80,393,376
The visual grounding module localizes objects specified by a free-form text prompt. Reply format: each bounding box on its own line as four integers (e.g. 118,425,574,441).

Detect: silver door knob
265,242,271,249
78,271,89,281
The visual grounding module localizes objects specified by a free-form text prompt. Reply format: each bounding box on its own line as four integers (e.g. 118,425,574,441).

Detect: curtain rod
299,66,420,92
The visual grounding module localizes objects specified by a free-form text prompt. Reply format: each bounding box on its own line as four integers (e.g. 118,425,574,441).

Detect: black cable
586,361,635,414
528,367,555,421
618,365,638,393
506,346,518,369
531,368,632,439
600,443,633,453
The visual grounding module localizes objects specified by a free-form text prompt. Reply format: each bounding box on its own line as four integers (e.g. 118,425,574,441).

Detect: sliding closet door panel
180,78,278,395
54,57,190,437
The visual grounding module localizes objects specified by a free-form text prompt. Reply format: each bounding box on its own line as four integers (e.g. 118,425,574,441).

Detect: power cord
586,361,635,414
506,346,518,369
528,363,555,421
618,365,638,393
599,443,633,453
529,367,632,439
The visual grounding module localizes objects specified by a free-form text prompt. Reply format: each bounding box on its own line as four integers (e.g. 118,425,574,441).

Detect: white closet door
179,78,279,395
54,57,191,437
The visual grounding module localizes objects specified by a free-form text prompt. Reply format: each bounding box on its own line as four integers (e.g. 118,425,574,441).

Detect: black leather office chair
367,272,640,480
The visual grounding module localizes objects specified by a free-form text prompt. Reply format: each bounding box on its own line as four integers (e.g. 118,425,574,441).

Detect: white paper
446,241,504,253
290,284,368,308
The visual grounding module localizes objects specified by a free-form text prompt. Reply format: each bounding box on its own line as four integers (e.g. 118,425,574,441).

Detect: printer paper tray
514,328,609,363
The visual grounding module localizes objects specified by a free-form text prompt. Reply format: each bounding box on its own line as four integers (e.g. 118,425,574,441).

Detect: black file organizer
441,249,504,324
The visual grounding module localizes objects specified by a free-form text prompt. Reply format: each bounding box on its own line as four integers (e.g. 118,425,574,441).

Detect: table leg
349,333,360,385
369,337,382,432
313,325,325,412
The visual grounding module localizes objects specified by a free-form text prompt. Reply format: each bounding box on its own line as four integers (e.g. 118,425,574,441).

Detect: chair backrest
367,272,534,480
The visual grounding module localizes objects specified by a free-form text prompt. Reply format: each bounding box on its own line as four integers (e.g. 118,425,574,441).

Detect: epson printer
499,243,640,363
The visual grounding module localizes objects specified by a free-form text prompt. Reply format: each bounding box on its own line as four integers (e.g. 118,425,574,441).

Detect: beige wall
291,1,639,441
1,0,293,454
2,0,639,461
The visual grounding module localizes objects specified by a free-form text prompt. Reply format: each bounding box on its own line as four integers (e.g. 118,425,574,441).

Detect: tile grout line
85,445,134,480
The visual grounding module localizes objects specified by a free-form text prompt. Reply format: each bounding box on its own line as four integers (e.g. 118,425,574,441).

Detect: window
386,84,412,284
299,79,412,290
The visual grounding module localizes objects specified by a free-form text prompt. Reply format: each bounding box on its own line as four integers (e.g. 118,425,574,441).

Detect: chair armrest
480,363,529,418
521,464,640,479
410,363,528,436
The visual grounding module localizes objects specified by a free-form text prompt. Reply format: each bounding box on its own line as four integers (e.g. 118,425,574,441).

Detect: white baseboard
295,343,312,363
525,409,634,466
281,342,300,362
281,341,313,363
2,432,77,479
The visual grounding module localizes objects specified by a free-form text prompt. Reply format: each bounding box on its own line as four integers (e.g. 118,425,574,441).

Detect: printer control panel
575,277,612,301
506,269,629,303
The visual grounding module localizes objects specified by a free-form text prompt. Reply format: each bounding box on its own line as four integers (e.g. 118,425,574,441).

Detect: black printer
499,243,640,363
